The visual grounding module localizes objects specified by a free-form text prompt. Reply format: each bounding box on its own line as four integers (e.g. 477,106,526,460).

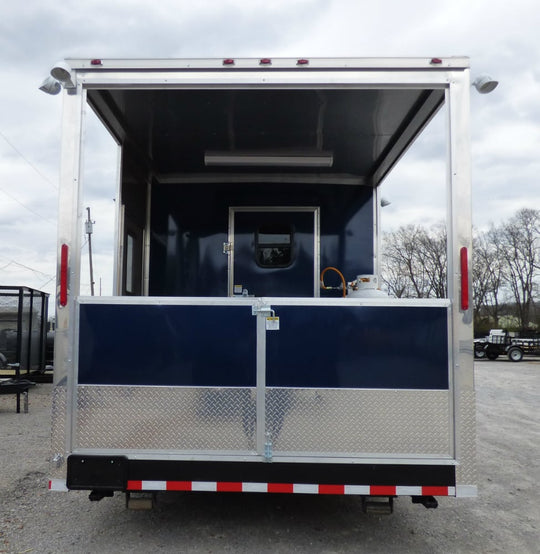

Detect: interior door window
255,224,294,268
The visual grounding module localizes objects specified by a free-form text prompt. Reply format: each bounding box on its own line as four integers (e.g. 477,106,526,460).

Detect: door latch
251,304,274,317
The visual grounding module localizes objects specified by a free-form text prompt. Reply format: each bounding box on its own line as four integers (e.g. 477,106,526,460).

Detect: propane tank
347,274,388,298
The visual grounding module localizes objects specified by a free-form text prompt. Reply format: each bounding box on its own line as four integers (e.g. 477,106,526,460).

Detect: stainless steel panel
76,386,256,452
266,388,451,456
50,385,67,479
455,389,476,486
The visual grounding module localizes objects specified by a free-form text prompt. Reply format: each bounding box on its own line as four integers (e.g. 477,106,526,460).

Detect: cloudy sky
0,0,539,306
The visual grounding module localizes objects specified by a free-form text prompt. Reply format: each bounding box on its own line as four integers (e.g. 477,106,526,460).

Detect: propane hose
320,266,347,298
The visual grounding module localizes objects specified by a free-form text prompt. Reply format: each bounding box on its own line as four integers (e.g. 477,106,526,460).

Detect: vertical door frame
227,206,320,298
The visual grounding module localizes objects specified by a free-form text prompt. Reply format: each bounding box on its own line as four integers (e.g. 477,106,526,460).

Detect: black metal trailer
0,286,48,411
474,330,540,362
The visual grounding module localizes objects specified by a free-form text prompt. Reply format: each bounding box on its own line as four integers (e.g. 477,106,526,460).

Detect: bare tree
498,208,539,330
473,228,505,328
417,222,447,298
382,223,447,299
382,209,539,331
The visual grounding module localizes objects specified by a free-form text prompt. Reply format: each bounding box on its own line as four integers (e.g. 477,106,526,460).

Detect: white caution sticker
266,316,280,331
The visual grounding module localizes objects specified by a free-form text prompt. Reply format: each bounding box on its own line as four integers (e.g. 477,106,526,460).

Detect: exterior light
39,76,61,95
472,74,498,94
50,61,75,89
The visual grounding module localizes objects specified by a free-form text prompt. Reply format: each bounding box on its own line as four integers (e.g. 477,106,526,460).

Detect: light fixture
204,150,334,168
50,61,75,89
39,76,61,95
472,74,498,94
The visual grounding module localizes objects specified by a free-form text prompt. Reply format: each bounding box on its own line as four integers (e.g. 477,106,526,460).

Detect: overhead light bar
204,150,334,168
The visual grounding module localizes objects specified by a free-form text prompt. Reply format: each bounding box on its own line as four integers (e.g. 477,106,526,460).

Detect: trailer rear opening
47,57,477,513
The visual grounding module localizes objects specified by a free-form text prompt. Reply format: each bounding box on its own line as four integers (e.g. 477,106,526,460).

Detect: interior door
230,207,319,297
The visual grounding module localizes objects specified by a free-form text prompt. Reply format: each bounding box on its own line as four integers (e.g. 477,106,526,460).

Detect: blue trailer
46,57,477,512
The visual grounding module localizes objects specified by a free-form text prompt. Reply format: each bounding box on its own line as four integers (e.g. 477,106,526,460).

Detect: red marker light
430,58,443,64
223,59,235,65
60,244,69,307
259,58,272,65
297,59,309,65
460,247,469,311
90,59,102,66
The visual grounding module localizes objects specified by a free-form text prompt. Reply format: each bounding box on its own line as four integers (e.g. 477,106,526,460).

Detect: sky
0,0,539,310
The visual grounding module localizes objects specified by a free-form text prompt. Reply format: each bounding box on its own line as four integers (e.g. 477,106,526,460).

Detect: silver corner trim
455,485,477,498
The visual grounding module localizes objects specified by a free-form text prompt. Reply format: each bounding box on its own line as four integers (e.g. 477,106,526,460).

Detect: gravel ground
1,359,538,553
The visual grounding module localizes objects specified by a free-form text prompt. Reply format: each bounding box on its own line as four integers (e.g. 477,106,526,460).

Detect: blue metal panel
78,304,256,386
266,305,449,389
150,184,373,296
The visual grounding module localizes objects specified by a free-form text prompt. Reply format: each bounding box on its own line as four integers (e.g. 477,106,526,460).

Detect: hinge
223,242,232,254
264,432,273,462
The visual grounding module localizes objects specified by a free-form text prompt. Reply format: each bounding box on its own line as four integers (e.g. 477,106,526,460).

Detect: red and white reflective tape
48,478,455,496
126,480,455,496
49,479,68,491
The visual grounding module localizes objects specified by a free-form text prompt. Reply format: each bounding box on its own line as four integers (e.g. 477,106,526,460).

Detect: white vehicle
45,57,480,513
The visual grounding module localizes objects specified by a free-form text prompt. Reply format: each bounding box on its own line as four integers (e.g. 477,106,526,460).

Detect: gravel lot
1,359,538,553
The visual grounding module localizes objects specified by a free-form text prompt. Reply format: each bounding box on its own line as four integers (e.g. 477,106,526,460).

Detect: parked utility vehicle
475,329,540,361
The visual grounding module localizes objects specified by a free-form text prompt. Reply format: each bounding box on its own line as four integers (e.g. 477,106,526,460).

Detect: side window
255,224,294,268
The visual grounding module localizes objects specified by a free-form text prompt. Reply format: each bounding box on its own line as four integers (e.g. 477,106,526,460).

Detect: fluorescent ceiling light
204,150,334,167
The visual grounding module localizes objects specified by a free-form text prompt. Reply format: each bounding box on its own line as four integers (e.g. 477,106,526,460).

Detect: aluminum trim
76,295,450,308
227,207,235,297
142,179,151,296
455,485,477,498
73,384,451,393
55,86,86,460
313,207,320,297
446,70,475,488
112,145,122,295
77,72,457,91
256,313,266,456
229,206,321,298
66,57,471,71
71,449,458,466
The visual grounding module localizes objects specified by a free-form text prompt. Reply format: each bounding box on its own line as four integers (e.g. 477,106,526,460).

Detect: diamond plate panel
266,388,451,456
76,386,256,451
50,385,67,479
456,389,477,485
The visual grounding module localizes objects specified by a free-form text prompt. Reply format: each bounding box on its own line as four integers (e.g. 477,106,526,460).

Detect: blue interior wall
149,183,373,296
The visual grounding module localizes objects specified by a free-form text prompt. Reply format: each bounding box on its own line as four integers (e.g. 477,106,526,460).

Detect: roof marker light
430,58,443,65
297,59,309,65
259,58,272,65
90,59,102,66
223,59,235,66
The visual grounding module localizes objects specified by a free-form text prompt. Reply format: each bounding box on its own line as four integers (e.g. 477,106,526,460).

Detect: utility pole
85,207,95,296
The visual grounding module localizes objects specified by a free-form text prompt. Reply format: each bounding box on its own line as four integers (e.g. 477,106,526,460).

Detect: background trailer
48,57,476,512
